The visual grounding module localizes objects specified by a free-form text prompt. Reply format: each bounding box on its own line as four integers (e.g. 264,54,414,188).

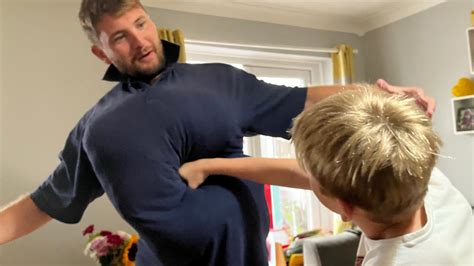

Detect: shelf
451,95,474,135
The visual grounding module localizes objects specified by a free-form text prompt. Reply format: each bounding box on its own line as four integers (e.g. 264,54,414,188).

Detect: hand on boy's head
376,79,436,118
178,160,208,189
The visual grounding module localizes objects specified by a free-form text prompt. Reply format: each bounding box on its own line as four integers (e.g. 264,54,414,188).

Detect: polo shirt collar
102,40,180,82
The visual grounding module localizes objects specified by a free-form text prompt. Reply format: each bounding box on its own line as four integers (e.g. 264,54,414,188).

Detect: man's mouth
141,51,152,59
135,50,154,62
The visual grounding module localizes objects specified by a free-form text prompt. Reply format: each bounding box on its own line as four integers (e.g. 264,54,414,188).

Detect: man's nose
130,31,147,49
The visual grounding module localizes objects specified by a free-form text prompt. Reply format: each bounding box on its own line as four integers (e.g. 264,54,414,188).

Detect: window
187,43,334,236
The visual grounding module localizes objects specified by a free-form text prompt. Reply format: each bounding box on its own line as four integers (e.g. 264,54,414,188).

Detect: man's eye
113,35,125,42
137,21,146,28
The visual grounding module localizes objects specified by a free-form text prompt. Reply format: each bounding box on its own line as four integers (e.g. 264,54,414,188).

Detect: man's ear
336,199,354,222
91,45,112,64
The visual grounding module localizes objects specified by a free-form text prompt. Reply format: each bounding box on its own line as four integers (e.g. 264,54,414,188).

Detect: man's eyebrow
108,15,147,38
134,15,146,23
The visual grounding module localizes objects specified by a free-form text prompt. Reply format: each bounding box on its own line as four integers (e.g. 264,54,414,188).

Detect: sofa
302,229,361,266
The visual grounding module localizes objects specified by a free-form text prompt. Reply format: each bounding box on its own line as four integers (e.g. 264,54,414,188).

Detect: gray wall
364,0,474,205
0,1,133,265
0,1,364,265
147,7,366,82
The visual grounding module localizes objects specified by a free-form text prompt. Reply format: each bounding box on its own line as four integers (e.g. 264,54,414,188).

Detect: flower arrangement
83,225,138,266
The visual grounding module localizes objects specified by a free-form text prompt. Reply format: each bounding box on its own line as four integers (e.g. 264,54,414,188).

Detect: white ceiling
142,0,447,36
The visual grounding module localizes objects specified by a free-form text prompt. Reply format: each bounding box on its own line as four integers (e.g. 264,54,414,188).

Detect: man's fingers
425,97,436,117
376,78,398,94
189,182,199,189
409,87,436,117
376,79,436,117
376,79,389,92
376,78,386,88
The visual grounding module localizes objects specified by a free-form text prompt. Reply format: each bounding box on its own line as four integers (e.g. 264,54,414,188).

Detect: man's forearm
0,194,52,244
305,84,357,110
204,158,311,190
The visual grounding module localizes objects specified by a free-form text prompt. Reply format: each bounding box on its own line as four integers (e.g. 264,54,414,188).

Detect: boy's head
292,85,441,224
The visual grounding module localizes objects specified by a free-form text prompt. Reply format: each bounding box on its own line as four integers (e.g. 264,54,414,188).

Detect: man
178,86,472,265
0,0,435,265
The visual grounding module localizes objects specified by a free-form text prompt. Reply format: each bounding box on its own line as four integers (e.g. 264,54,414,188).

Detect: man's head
292,85,442,224
79,0,165,78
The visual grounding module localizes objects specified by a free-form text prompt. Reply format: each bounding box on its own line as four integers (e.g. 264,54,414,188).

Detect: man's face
92,6,165,78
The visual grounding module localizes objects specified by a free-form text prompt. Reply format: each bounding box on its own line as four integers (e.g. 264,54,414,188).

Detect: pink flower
82,225,94,236
89,236,111,257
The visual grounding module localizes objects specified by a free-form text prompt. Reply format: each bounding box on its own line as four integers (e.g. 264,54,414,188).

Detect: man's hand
179,160,209,189
376,79,436,117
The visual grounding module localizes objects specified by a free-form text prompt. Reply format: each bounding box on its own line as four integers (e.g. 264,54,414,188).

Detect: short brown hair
79,0,144,44
292,85,442,223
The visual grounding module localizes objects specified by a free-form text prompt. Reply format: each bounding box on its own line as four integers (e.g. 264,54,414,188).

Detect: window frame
186,42,335,233
186,42,333,85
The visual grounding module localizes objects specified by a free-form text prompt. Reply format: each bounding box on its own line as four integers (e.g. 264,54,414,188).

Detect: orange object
452,77,474,97
275,243,287,266
289,254,304,266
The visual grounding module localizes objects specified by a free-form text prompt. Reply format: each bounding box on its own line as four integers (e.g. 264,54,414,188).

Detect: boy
179,85,473,265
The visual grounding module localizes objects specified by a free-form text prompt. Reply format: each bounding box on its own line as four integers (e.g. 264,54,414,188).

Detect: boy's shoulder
426,167,471,219
358,168,472,265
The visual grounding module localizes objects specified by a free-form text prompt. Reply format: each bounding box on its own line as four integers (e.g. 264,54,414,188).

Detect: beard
130,51,166,81
114,42,166,82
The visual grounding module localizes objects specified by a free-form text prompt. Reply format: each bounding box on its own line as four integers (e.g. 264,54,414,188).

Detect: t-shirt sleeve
30,116,104,224
228,66,307,139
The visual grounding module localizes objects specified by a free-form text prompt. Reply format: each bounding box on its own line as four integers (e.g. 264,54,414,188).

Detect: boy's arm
179,158,311,190
0,195,52,244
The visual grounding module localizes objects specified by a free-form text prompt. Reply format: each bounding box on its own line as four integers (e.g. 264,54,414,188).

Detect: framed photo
457,107,474,131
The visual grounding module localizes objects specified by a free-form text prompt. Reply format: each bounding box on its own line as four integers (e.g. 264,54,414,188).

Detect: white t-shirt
356,167,473,266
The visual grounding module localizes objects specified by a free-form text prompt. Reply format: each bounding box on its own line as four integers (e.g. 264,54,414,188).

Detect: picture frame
457,107,474,131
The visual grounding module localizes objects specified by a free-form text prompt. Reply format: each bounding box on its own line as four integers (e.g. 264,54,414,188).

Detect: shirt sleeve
228,65,307,139
30,113,104,224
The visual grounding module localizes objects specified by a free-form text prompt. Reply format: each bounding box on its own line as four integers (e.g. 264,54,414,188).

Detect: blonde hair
79,0,144,44
292,84,441,223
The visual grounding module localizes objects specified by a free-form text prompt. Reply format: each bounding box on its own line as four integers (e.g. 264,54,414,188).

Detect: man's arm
179,158,311,190
305,79,436,117
0,195,52,244
304,84,357,109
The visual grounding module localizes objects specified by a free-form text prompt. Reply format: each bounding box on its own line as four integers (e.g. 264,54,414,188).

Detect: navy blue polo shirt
31,41,307,265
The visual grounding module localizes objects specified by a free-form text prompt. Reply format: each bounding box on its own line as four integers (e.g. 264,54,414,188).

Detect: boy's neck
356,205,427,240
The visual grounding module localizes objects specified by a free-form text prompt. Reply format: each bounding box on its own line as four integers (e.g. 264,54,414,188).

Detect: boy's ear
336,199,354,222
91,45,112,64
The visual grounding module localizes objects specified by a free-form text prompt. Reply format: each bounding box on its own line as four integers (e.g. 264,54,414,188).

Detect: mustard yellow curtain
332,44,354,85
331,45,355,233
158,28,186,63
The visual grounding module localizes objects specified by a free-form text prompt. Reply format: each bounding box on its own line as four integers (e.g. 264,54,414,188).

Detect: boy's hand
376,78,436,117
179,160,208,189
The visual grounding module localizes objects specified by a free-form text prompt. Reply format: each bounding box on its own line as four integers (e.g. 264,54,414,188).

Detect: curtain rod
185,39,358,54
